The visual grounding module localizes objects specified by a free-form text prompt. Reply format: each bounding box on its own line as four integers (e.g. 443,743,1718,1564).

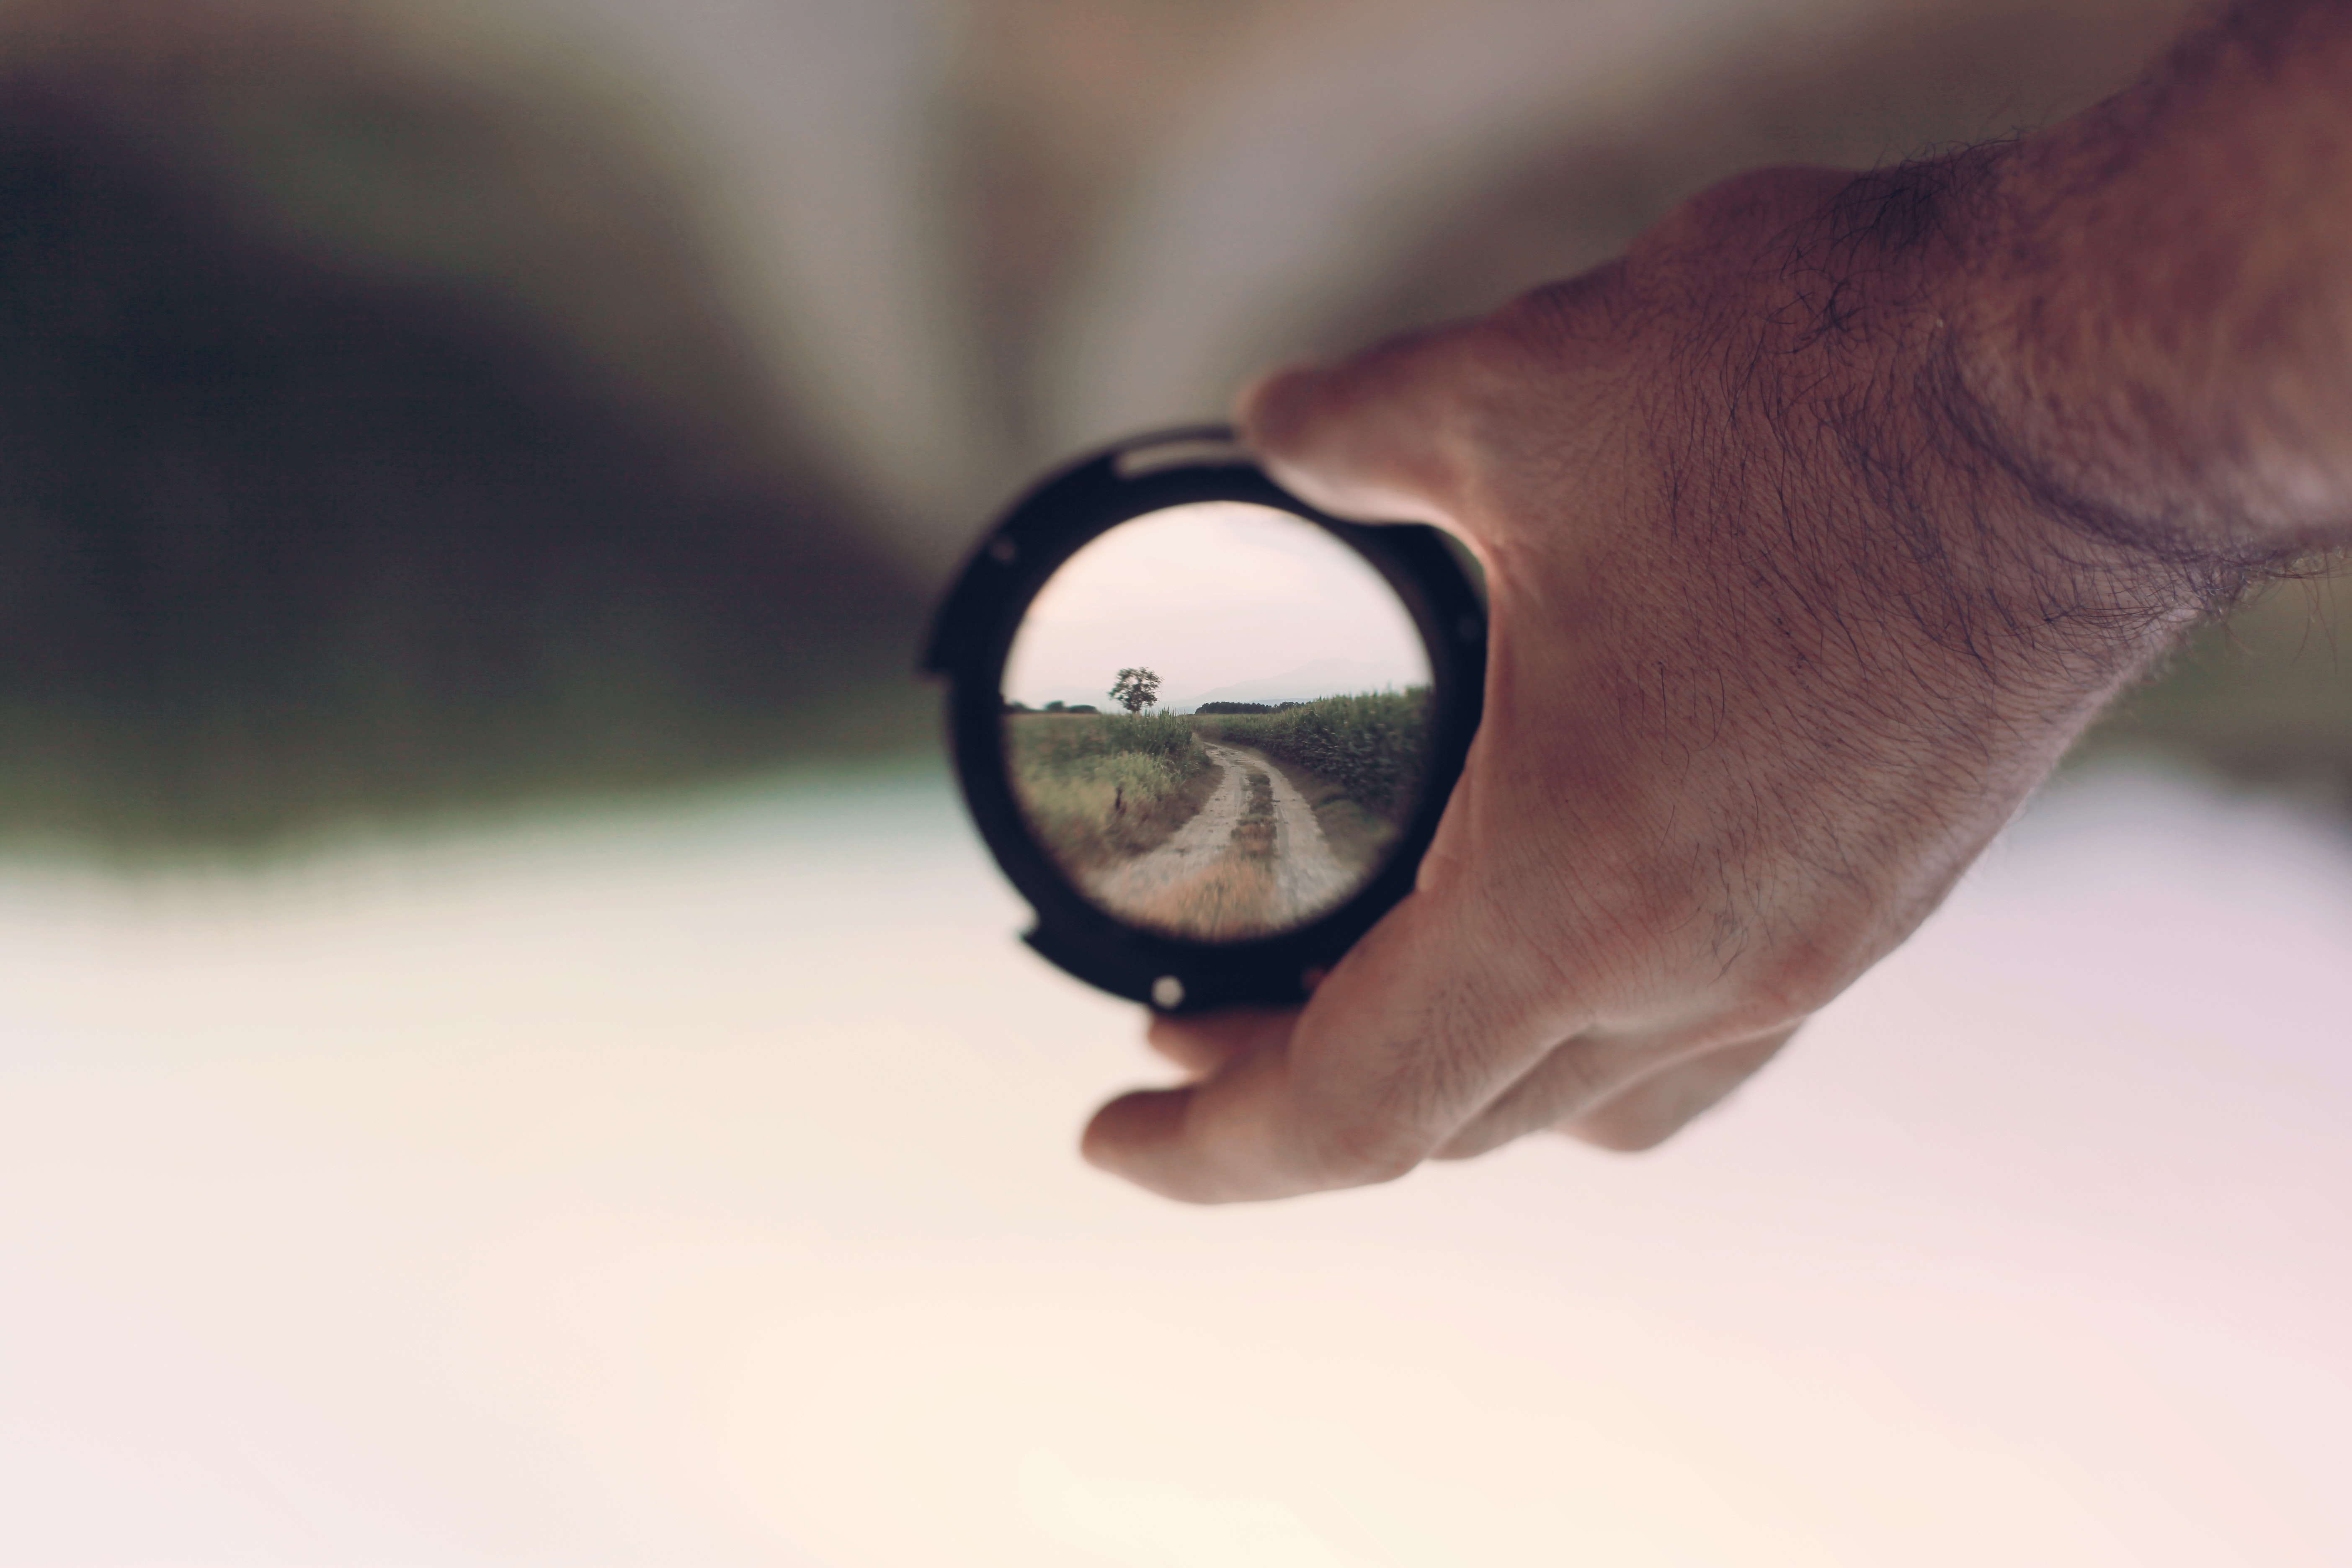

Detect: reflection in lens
1000,502,1433,942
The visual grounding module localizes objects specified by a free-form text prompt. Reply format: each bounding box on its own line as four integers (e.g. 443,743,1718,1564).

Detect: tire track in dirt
1249,744,1354,922
1088,750,1243,913
1087,741,1355,937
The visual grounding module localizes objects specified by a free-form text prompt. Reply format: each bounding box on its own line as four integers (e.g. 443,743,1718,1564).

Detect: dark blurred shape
0,6,927,856
2080,576,2352,810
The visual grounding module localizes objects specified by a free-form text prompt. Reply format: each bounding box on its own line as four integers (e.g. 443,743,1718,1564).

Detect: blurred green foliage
2076,573,2352,809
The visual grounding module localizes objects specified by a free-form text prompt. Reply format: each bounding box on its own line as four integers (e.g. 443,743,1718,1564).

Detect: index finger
1081,866,1578,1202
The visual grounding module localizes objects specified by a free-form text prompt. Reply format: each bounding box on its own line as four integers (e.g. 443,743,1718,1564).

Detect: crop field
1190,689,1431,818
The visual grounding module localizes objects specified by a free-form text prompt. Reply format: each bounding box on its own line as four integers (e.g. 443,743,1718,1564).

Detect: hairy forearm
1957,0,2352,561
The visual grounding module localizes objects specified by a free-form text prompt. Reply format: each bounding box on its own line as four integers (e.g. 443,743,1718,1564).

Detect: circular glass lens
1000,501,1434,942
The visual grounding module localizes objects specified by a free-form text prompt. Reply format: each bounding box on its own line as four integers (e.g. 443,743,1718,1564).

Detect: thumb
1234,322,1496,531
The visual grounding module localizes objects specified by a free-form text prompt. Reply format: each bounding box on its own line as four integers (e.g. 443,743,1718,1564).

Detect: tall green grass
1006,712,1211,868
1193,688,1430,818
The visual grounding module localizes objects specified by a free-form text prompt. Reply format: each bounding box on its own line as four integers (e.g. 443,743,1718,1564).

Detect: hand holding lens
925,427,1485,1012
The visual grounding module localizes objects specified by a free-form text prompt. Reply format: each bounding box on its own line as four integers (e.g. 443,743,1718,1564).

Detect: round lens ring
1002,500,1432,943
925,428,1485,1012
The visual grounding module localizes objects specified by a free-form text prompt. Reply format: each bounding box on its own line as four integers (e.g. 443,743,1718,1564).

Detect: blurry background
0,0,2346,1563
0,0,2340,852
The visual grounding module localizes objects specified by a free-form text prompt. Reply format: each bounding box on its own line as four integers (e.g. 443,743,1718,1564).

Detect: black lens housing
923,426,1485,1012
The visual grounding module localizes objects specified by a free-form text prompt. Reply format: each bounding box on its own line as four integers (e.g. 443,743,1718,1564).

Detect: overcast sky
1001,501,1428,710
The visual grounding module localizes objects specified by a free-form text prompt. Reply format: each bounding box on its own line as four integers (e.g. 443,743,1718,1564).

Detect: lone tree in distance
1109,667,1161,714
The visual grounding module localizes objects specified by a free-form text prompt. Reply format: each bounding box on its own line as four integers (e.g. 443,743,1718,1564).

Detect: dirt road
1087,741,1357,939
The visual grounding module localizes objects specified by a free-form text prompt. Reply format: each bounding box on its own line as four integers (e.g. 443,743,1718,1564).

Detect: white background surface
2,762,2346,1565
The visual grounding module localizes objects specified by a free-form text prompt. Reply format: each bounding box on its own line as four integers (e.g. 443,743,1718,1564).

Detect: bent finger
1429,1025,1698,1161
1561,1028,1800,1153
1083,882,1577,1202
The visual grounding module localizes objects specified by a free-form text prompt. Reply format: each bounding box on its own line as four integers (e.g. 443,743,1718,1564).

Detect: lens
1001,501,1434,943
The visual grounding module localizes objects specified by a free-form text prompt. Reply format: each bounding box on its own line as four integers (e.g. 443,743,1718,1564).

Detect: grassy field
1005,711,1218,872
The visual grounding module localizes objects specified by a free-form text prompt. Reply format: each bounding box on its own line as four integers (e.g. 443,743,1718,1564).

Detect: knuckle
1430,1126,1501,1162
1642,165,1852,252
1733,924,1877,1029
1529,1038,1616,1119
1718,977,1825,1039
1576,1113,1683,1155
1568,1075,1704,1155
1435,1044,1609,1163
1615,876,1711,954
1488,271,1610,342
1305,1113,1429,1188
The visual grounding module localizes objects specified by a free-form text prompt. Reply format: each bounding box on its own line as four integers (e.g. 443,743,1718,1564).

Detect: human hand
1081,161,2208,1202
